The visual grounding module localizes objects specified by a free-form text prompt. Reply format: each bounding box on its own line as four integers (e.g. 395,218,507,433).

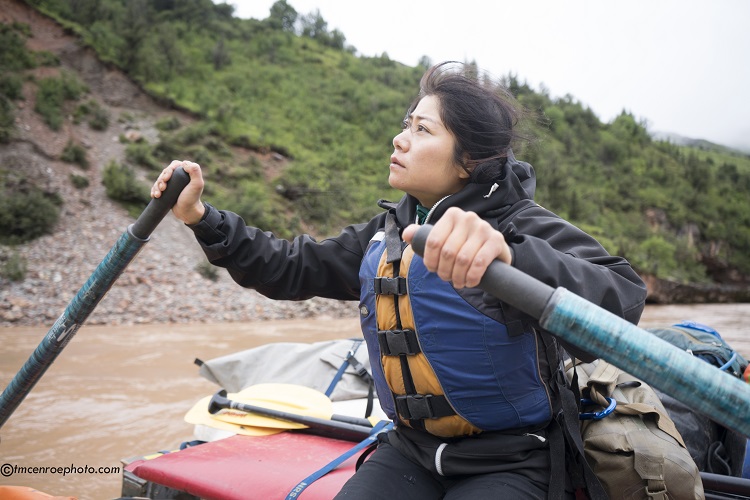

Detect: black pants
333,441,549,499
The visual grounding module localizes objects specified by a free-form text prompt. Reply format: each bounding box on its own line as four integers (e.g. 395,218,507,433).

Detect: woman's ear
458,153,472,179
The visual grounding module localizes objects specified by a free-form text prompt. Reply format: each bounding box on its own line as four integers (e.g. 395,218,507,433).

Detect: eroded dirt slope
0,0,355,327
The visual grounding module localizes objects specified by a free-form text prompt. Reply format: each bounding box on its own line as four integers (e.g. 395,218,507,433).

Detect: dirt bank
0,0,356,327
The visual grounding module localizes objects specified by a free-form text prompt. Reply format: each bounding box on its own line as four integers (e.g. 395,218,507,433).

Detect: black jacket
189,154,647,346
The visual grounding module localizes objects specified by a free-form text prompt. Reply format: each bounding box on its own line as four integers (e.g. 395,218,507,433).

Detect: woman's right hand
151,160,206,225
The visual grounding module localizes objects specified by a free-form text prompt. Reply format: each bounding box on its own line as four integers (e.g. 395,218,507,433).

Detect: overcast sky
224,0,750,151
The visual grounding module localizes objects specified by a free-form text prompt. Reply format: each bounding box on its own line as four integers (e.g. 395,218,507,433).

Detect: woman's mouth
390,156,404,168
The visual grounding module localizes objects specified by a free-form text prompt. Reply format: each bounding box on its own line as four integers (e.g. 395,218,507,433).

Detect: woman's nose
393,130,408,151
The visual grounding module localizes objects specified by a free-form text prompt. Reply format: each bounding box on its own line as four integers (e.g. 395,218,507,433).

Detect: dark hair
408,61,525,183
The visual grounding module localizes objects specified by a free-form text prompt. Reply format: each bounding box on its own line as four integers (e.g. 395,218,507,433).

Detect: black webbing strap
373,276,407,295
384,212,402,264
377,329,421,356
382,210,426,429
345,349,376,418
538,331,607,500
556,370,607,500
395,394,455,420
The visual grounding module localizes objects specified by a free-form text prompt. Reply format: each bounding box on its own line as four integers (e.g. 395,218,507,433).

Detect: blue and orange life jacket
358,216,554,438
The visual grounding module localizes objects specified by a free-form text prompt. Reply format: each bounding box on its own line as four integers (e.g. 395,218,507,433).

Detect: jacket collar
378,151,536,227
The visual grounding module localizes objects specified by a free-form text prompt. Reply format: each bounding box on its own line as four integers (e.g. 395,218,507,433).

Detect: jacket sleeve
187,203,381,301
506,205,647,328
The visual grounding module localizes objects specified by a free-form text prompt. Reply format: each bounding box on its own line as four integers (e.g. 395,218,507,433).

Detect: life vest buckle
373,276,407,295
395,394,455,420
378,329,421,356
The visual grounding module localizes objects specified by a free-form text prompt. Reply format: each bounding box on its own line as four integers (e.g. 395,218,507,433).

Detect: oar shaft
0,229,146,429
329,413,373,428
227,400,372,442
411,225,750,437
541,290,750,436
0,168,190,431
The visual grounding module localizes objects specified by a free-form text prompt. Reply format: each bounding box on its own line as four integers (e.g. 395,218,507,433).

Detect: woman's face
389,95,469,208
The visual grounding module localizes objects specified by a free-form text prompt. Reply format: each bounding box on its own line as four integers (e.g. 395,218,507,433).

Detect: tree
300,9,327,39
66,0,101,26
327,28,346,50
119,0,151,72
268,0,297,32
212,38,231,71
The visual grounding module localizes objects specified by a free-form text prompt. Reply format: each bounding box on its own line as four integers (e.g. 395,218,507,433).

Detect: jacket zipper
423,195,452,225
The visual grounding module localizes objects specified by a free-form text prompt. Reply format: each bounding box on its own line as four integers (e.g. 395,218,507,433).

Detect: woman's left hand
402,207,512,289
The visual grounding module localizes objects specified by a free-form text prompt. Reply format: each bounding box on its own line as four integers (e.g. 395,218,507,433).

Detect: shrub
0,96,14,143
34,50,60,67
125,142,162,171
88,104,110,131
34,71,88,130
184,145,213,167
59,71,88,100
0,248,27,282
155,116,181,131
195,260,219,282
219,180,299,238
60,141,89,169
0,73,24,100
73,100,92,124
102,160,150,206
34,79,64,130
153,134,180,161
74,99,110,130
118,111,135,124
70,173,90,189
0,187,61,244
0,23,35,71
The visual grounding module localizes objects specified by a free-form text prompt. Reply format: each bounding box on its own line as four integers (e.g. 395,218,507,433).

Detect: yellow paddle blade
211,383,334,428
184,395,284,436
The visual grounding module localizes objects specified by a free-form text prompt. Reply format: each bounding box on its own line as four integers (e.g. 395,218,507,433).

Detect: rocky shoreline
0,197,358,328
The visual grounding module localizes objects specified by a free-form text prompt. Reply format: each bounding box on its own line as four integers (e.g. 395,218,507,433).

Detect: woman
152,62,647,499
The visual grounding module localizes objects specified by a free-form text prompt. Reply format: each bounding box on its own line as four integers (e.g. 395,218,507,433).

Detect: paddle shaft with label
0,168,191,431
208,390,373,442
411,225,750,437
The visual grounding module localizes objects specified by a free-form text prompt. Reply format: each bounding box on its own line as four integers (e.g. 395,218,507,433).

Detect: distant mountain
651,131,750,156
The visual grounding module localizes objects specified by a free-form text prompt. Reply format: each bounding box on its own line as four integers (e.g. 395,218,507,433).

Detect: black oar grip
411,224,555,320
130,167,190,240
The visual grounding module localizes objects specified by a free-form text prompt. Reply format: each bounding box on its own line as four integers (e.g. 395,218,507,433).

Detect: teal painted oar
411,225,750,437
0,167,190,431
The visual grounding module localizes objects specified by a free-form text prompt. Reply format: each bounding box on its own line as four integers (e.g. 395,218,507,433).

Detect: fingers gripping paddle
411,224,750,438
0,168,190,431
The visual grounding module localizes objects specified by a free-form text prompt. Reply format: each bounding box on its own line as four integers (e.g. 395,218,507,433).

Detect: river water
1,304,749,500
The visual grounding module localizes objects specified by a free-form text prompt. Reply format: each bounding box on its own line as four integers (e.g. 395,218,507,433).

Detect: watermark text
1,463,120,477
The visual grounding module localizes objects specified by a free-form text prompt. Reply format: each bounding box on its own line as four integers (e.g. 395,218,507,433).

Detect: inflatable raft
117,334,750,500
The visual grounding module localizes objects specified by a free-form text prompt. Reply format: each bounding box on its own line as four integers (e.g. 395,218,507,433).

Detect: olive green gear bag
566,359,704,500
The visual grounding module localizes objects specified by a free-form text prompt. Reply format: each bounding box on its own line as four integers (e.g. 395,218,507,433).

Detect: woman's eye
400,119,427,133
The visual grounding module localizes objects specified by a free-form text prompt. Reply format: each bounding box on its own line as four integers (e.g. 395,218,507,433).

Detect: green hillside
3,0,750,288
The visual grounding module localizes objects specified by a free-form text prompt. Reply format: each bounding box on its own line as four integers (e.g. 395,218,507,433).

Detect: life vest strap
378,329,421,356
395,394,455,420
373,276,407,295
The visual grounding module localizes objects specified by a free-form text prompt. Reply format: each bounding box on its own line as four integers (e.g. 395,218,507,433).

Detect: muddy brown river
1,304,749,499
